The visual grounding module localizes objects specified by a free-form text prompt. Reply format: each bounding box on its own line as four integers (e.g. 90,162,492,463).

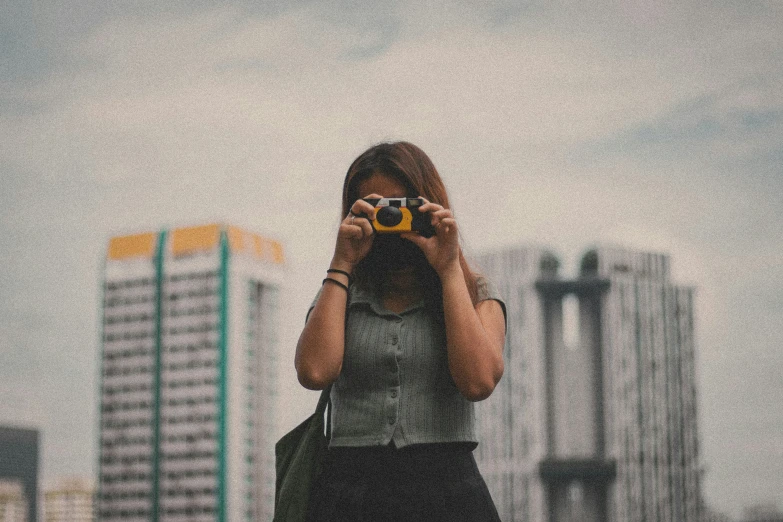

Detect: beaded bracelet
322,277,349,293
326,268,352,283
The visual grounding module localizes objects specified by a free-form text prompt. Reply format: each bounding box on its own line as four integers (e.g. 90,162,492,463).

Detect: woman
295,141,506,521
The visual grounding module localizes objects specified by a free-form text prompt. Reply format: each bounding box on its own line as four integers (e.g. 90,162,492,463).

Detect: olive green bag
273,385,332,522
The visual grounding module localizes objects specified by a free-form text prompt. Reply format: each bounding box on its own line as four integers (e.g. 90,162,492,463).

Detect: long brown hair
341,141,479,305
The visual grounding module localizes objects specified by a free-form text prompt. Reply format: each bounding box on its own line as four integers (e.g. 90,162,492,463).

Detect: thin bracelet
322,277,349,293
327,268,352,283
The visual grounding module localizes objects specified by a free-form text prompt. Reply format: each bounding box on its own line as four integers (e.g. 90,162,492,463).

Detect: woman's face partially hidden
355,173,429,276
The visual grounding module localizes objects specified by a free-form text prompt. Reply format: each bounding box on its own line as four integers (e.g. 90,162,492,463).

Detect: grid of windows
100,275,156,522
158,270,221,521
601,256,701,522
244,282,279,522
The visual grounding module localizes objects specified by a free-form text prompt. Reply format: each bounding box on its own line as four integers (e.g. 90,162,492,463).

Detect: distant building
741,503,783,522
43,478,95,522
98,224,284,522
472,245,553,522
0,426,38,522
0,480,27,522
474,244,702,522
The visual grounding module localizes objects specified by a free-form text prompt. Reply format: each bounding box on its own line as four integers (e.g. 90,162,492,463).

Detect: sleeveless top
307,275,505,448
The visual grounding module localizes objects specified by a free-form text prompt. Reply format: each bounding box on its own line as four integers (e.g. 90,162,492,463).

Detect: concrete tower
98,224,284,522
474,244,701,522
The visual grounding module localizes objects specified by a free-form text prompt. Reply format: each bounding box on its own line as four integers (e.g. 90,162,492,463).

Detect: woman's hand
401,198,461,277
330,195,379,272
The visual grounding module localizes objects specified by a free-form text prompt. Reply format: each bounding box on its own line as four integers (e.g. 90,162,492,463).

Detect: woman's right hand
330,195,379,271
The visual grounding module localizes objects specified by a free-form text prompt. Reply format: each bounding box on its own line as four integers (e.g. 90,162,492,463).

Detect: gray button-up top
308,275,505,448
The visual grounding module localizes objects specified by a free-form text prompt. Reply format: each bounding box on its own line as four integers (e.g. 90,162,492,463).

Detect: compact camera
361,197,436,237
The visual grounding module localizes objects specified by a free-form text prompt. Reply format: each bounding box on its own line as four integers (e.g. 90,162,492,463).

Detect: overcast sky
1,1,781,517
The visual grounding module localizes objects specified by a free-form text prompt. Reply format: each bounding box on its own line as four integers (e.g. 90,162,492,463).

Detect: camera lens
376,206,403,227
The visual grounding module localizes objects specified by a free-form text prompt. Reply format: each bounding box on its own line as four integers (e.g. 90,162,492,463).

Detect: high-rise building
474,243,702,522
0,426,38,522
98,224,284,522
43,477,95,522
472,245,555,522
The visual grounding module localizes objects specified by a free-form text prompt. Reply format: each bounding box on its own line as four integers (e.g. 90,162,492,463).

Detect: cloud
593,78,783,154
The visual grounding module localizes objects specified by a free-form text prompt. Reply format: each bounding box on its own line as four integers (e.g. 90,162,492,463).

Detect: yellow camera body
361,197,436,237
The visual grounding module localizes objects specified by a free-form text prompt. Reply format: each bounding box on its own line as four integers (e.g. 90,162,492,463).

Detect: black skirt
306,442,501,522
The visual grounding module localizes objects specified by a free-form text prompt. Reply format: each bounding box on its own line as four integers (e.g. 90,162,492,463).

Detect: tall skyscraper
0,426,39,522
474,244,702,522
98,224,284,522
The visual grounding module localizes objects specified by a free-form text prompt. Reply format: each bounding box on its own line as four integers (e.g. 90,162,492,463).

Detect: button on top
390,390,398,398
391,335,398,345
388,417,395,425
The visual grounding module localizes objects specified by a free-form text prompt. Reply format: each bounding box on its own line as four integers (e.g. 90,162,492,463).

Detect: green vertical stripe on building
152,230,166,522
218,231,230,522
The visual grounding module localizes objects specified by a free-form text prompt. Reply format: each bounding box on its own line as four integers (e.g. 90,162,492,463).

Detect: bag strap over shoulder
315,385,331,413
315,384,332,442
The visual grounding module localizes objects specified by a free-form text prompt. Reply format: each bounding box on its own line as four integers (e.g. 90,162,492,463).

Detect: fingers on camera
351,198,377,220
342,220,372,239
356,219,373,238
430,208,452,225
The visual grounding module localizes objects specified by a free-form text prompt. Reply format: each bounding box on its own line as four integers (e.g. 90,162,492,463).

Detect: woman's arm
402,200,505,401
440,266,506,401
294,197,377,390
294,274,349,389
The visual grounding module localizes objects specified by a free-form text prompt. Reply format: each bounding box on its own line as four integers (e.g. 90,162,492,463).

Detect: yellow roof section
108,232,157,260
227,226,245,253
171,224,221,256
108,225,283,264
228,225,285,264
270,240,285,264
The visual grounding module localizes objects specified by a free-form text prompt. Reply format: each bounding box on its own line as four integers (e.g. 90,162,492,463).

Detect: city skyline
1,2,782,519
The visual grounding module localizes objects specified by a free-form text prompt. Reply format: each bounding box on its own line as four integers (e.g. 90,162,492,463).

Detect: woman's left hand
401,198,461,278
